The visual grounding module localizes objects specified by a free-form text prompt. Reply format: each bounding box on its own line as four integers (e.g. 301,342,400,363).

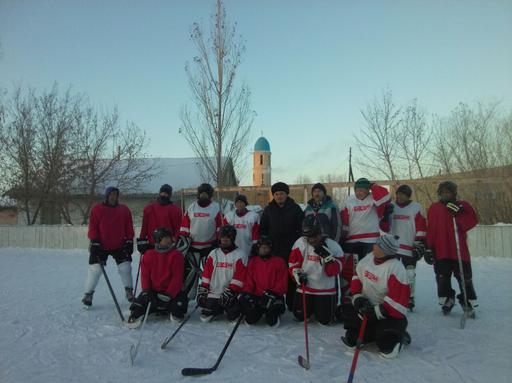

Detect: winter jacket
351,253,409,319
88,203,134,251
288,237,343,296
179,200,222,249
260,197,304,260
426,200,478,262
390,201,427,257
139,201,183,244
141,247,184,298
201,247,247,299
304,196,342,242
243,255,288,297
223,209,260,262
341,184,390,244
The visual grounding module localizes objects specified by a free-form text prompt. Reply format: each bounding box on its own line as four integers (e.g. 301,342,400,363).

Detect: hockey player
342,234,410,359
82,186,135,306
260,182,304,311
223,194,260,262
196,225,247,322
288,216,343,325
238,236,288,327
127,227,186,328
137,184,183,254
178,183,222,296
304,183,342,242
426,181,478,315
389,185,427,310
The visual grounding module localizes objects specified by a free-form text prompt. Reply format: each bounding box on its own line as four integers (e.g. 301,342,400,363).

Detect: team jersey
179,201,222,249
223,209,260,261
88,203,134,251
139,202,183,244
341,184,391,244
288,237,343,296
200,247,247,299
390,201,427,257
243,255,288,297
141,247,184,298
351,252,409,319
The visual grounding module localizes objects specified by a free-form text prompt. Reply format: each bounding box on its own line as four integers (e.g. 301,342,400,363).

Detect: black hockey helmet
257,235,273,248
197,183,214,198
437,181,457,196
153,227,171,244
219,225,237,241
302,215,322,238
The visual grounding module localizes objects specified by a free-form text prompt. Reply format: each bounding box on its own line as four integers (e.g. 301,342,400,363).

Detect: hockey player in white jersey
342,234,410,359
389,185,427,310
223,194,260,262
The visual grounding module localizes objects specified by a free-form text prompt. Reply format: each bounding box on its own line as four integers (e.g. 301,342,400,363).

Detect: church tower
253,136,271,186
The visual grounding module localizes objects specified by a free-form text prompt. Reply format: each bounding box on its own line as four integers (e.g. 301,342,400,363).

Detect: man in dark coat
260,182,304,310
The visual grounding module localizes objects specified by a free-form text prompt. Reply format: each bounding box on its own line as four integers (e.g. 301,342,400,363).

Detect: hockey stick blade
161,306,198,350
298,355,310,370
181,367,216,376
129,344,137,366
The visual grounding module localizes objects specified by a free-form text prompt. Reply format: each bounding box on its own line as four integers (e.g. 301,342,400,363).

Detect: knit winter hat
354,178,371,190
197,183,214,198
271,182,289,195
396,184,412,198
104,186,119,199
235,194,248,206
159,184,173,195
437,181,457,196
312,183,327,194
375,234,399,256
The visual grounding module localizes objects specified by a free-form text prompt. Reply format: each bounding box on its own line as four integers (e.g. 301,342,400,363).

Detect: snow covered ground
0,249,511,383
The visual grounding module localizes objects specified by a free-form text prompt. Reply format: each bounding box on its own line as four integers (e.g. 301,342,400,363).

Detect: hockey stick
161,306,199,350
181,314,244,376
133,252,143,298
347,314,368,383
97,255,125,322
129,301,152,365
452,216,471,329
298,282,310,370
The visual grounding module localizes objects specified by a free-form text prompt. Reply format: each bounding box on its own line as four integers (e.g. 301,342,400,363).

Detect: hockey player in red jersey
223,194,260,262
238,236,288,327
178,183,222,297
342,234,410,359
82,187,135,307
136,184,183,254
127,227,186,328
196,225,247,322
289,216,343,325
390,185,427,310
426,181,478,315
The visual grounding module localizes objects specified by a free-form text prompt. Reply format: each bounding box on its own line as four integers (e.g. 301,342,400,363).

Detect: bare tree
355,89,402,181
180,0,254,187
295,174,312,184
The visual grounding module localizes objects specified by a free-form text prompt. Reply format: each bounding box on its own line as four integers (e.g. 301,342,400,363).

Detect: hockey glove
156,292,172,311
315,244,334,265
353,296,371,313
359,303,379,322
238,292,257,311
412,241,426,261
136,237,151,254
424,249,436,265
446,202,464,215
261,290,280,310
89,240,102,259
292,268,308,286
381,204,394,224
220,288,236,308
123,239,134,257
196,285,209,307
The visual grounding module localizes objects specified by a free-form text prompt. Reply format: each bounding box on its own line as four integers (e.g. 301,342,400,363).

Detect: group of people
81,177,478,359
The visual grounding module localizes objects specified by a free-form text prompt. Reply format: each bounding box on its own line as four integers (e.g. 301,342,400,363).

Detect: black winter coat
260,197,304,261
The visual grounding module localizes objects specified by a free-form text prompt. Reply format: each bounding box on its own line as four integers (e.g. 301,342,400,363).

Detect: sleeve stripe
288,262,300,268
416,231,427,237
375,305,386,320
231,279,243,288
201,277,210,283
374,193,391,206
351,293,363,303
384,296,408,315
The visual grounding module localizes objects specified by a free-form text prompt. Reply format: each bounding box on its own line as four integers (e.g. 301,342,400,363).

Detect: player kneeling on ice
289,216,343,325
238,236,288,327
196,225,247,322
127,228,186,328
342,234,410,359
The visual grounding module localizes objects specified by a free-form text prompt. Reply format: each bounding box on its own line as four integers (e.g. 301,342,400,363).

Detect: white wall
0,225,511,258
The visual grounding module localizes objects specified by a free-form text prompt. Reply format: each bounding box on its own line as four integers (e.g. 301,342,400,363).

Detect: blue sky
1,0,511,186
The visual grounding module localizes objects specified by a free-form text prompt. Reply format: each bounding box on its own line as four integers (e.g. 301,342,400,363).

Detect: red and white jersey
200,247,247,299
179,201,222,249
351,253,409,319
288,237,343,296
341,184,390,244
223,209,260,261
390,201,427,257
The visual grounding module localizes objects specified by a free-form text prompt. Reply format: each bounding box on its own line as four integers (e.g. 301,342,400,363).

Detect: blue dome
254,136,271,152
